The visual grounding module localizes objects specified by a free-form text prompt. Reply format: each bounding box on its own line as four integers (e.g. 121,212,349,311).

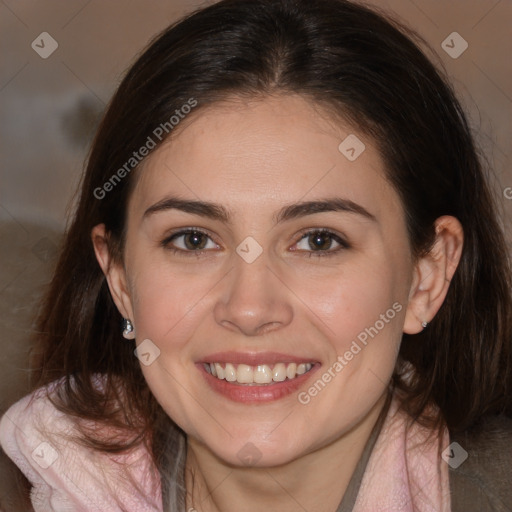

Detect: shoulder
0,375,162,511
449,415,512,512
0,376,71,463
0,374,104,461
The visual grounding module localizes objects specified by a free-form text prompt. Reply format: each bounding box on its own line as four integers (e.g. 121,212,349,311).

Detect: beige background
0,0,511,509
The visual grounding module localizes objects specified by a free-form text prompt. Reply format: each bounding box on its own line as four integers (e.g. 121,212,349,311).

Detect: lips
197,351,320,403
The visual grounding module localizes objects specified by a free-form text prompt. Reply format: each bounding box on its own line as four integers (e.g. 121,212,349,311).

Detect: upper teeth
204,362,313,384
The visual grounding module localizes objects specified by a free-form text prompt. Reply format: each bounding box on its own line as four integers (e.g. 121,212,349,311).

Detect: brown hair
27,0,512,508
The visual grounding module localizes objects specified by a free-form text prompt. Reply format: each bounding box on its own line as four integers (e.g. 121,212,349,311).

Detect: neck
184,391,389,512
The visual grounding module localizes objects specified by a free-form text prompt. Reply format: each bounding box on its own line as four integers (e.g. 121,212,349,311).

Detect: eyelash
161,227,350,258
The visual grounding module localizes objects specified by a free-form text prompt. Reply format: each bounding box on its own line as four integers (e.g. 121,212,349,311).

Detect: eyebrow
143,196,376,224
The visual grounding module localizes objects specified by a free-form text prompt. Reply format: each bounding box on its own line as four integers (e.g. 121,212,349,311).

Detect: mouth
197,352,320,403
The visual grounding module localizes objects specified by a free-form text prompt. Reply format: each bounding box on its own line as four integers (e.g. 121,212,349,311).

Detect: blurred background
0,0,511,509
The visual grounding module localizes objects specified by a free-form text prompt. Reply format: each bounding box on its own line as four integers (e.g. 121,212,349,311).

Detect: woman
1,0,511,510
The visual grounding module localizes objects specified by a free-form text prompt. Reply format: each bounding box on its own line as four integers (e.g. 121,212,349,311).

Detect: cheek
296,255,403,349
127,260,217,431
293,258,405,431
127,257,216,353
297,253,407,409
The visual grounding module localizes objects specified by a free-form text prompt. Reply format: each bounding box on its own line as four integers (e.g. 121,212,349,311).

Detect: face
111,95,417,466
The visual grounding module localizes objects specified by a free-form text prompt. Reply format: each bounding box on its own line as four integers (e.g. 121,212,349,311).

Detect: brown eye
164,229,219,253
308,231,335,251
293,229,349,256
183,231,208,250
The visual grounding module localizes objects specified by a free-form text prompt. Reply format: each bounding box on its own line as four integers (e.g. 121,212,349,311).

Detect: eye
292,229,348,256
163,229,219,254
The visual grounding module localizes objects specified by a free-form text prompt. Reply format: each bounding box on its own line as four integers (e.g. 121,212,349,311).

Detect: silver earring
421,321,428,329
122,318,135,340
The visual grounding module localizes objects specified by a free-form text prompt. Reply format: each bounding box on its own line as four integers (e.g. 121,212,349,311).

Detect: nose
213,254,294,337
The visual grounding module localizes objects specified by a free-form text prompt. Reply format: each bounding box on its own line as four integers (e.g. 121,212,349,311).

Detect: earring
122,318,135,340
421,321,428,329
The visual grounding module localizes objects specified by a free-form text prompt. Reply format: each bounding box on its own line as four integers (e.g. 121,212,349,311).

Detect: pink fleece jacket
0,376,451,511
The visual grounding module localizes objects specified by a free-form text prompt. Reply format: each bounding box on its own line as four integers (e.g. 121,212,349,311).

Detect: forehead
129,94,402,221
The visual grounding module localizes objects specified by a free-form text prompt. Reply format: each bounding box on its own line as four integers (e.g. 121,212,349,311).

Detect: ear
91,224,134,322
403,215,464,334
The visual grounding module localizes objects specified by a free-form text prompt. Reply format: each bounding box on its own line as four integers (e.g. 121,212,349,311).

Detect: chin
205,433,307,468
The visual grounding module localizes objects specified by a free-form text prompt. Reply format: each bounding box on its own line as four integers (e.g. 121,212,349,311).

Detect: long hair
28,0,512,509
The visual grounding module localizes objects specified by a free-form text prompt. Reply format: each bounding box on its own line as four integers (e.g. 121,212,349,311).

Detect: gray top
335,393,392,512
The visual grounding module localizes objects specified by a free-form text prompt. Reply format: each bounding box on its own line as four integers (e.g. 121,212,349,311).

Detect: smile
197,352,320,403
203,362,314,385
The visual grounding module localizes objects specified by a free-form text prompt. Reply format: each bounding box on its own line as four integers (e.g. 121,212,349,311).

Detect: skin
92,94,463,512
